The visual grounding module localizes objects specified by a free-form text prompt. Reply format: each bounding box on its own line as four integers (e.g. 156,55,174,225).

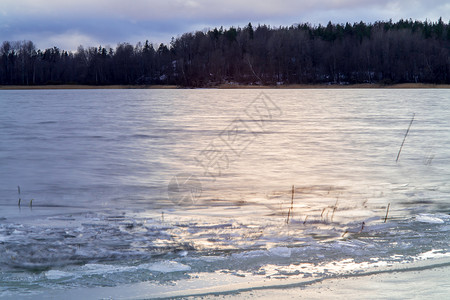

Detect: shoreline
0,84,180,90
203,263,450,300
1,83,450,90
33,257,449,300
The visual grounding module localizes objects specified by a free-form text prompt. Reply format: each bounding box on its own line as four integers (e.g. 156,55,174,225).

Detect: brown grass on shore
1,83,449,90
216,83,450,89
0,84,180,90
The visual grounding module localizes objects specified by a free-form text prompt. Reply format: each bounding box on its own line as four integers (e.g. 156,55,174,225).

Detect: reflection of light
260,258,390,279
416,249,450,260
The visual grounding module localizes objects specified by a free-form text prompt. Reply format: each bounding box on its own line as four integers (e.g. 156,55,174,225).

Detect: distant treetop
1,19,449,86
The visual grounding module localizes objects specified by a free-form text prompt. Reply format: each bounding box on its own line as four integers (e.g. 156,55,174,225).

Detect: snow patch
416,214,445,224
268,247,292,258
143,261,191,273
45,270,72,280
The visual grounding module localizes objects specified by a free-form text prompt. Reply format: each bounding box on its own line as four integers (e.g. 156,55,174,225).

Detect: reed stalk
17,185,21,206
358,221,365,233
396,113,415,163
384,203,390,223
286,185,294,224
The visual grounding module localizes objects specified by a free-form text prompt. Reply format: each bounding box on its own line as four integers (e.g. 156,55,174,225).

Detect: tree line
1,19,449,87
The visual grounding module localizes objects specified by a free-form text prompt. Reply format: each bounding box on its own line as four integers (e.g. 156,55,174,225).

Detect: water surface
0,89,449,298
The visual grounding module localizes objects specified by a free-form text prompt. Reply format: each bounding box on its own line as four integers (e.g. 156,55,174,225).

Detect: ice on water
0,89,449,297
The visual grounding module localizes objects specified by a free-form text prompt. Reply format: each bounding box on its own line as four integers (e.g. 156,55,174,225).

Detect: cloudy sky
1,0,449,51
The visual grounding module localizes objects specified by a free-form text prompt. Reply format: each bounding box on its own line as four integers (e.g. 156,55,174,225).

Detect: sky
0,0,449,51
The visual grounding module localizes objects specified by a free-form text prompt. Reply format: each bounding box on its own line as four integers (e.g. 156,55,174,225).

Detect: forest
1,19,449,87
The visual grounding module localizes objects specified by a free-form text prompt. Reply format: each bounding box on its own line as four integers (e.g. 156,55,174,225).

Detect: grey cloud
1,0,445,20
0,0,448,50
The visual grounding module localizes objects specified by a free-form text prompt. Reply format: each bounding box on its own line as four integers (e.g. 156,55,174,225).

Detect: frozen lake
0,89,449,298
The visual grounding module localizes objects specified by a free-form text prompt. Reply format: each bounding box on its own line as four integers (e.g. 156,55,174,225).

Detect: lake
0,89,449,298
